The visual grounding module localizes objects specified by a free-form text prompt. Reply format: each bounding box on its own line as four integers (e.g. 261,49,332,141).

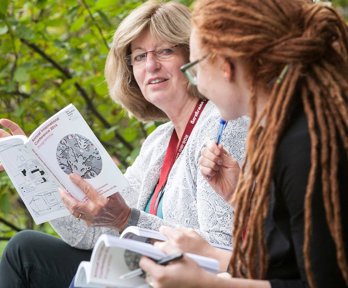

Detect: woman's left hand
159,226,213,256
60,173,131,230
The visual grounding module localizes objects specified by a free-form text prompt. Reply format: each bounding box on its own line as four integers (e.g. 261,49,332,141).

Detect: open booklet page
0,104,130,224
0,135,66,224
74,234,220,288
120,226,167,243
74,235,164,288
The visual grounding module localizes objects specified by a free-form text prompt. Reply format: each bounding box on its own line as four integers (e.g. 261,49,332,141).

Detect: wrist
199,269,222,288
118,206,131,231
119,208,140,232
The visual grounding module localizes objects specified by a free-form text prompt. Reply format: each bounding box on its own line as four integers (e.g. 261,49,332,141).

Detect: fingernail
69,173,79,180
58,187,65,195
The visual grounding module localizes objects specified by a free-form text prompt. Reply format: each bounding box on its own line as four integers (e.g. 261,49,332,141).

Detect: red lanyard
149,99,208,215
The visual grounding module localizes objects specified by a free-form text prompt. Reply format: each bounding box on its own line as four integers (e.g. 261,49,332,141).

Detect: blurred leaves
0,0,156,249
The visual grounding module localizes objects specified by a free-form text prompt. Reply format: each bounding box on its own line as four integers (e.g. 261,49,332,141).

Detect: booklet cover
74,234,220,288
0,104,130,224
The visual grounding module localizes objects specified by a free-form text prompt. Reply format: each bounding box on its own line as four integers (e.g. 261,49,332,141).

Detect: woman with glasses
0,1,248,287
140,0,348,287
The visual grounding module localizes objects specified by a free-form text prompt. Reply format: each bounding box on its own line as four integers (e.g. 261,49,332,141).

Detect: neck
252,86,269,126
168,97,199,140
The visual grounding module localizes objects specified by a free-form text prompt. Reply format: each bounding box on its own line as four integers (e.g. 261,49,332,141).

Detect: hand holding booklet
0,104,129,224
73,234,220,288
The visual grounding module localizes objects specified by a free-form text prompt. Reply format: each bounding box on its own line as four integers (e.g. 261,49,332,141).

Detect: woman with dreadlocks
139,0,348,287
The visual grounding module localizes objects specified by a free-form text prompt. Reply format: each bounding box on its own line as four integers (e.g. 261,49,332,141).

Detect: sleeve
270,125,348,288
195,171,234,245
122,115,249,240
126,208,174,231
49,215,118,249
269,128,310,288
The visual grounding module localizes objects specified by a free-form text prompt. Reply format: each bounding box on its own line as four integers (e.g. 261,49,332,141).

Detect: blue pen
216,119,227,145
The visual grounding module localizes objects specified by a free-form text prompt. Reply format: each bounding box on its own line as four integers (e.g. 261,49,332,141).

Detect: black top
265,107,348,288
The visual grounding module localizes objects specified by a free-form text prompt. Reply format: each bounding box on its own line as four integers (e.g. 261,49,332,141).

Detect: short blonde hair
105,1,197,121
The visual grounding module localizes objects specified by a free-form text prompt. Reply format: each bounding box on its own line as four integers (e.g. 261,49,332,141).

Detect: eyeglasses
180,54,209,85
126,45,180,66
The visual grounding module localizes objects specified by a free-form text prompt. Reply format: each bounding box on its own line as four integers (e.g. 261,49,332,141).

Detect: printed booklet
0,104,130,224
120,226,232,251
119,226,167,243
74,234,220,288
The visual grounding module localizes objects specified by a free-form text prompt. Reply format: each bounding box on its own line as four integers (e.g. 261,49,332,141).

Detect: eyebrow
130,44,172,53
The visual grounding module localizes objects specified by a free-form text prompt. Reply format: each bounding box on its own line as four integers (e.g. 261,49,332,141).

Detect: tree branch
0,237,12,241
79,0,109,49
0,217,22,232
19,38,134,152
7,91,31,99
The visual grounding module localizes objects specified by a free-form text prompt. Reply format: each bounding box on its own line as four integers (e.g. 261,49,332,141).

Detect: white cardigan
50,101,249,249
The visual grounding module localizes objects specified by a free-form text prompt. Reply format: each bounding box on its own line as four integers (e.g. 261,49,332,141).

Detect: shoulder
276,110,310,166
274,109,311,199
195,101,249,136
137,121,173,156
141,121,173,146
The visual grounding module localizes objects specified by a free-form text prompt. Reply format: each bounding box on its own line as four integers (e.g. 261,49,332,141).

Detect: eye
133,52,147,62
157,48,175,57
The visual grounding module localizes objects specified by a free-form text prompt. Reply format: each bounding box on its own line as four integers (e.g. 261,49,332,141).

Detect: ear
222,59,234,82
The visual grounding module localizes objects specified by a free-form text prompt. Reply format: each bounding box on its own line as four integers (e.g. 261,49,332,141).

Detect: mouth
147,77,168,85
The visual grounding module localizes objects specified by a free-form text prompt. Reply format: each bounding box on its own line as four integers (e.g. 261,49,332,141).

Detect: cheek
196,71,216,97
132,69,145,91
172,63,188,82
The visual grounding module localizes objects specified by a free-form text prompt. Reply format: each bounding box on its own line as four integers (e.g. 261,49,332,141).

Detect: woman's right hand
199,141,240,203
158,226,232,271
0,119,26,171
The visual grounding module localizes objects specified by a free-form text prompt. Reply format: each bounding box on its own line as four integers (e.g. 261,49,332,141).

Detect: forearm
202,272,271,288
211,247,232,271
50,215,118,249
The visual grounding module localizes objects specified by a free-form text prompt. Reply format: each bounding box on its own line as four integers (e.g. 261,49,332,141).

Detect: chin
220,110,240,121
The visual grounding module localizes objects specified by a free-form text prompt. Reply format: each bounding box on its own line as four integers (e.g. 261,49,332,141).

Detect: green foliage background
0,0,194,255
0,0,346,256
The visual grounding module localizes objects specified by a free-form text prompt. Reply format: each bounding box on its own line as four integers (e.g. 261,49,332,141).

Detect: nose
145,52,160,72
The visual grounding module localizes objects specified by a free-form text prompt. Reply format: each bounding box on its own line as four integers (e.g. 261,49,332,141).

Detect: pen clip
216,119,227,145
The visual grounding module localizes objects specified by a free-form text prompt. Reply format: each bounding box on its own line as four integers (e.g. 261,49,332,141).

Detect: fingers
69,173,99,201
162,226,196,243
199,141,224,178
139,257,165,282
0,119,26,172
199,152,220,179
159,226,177,239
0,119,26,136
158,226,204,254
154,241,182,255
0,129,11,138
221,151,240,169
59,188,86,218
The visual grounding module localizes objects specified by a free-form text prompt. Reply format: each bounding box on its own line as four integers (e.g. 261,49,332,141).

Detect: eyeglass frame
180,54,209,85
126,44,181,66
